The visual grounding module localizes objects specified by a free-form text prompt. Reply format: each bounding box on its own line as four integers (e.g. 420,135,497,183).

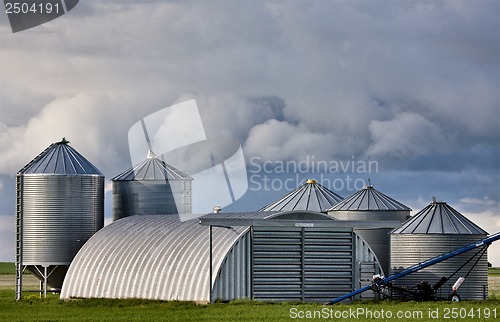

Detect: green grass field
0,290,498,322
0,262,15,275
0,263,499,321
489,267,500,276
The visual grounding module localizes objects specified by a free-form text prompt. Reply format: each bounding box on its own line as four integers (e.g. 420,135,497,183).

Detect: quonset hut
61,211,383,303
16,138,104,300
111,151,192,220
326,181,411,274
259,179,343,212
391,199,488,300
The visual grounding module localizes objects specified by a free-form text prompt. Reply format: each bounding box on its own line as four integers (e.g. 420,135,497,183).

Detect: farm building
15,139,490,303
60,211,383,303
51,178,492,302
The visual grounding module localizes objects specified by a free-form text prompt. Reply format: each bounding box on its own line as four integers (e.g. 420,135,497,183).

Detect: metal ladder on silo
15,176,23,300
326,231,500,304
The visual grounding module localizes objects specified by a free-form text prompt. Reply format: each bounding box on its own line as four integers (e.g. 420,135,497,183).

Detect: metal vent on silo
391,199,488,300
326,180,411,274
259,179,343,212
111,150,192,221
15,138,104,300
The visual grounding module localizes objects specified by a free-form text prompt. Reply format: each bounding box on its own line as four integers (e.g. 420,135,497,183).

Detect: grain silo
111,150,192,220
391,198,488,300
259,179,343,212
326,181,411,274
15,138,104,300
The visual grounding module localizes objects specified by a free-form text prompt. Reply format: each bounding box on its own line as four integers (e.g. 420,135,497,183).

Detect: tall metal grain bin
326,181,411,274
15,138,104,299
390,199,488,300
111,151,192,221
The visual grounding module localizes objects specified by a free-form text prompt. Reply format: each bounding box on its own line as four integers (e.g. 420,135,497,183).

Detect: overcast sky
0,1,499,265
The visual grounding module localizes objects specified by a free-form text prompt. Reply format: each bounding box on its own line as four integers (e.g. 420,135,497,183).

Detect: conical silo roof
392,199,487,234
259,179,343,212
111,150,191,181
327,181,411,211
18,138,103,175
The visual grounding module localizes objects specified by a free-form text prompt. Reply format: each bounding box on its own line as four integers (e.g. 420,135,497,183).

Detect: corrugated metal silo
15,138,104,299
259,179,343,212
111,151,192,220
326,181,411,274
391,199,488,300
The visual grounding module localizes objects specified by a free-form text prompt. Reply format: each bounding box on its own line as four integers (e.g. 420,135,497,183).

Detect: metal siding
326,208,409,276
252,227,355,302
329,210,410,222
355,234,383,300
112,180,190,220
390,234,488,300
358,262,379,300
62,211,386,303
17,141,104,290
60,216,248,302
111,156,193,220
213,230,251,301
20,175,104,265
354,228,392,275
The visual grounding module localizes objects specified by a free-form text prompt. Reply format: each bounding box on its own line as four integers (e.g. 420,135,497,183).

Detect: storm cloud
0,1,498,263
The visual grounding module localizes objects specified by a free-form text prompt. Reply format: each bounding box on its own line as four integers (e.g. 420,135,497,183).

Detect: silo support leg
44,266,47,298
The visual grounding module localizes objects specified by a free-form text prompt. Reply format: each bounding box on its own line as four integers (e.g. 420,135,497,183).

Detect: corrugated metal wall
355,234,382,300
60,216,248,302
213,225,383,303
354,228,392,275
112,179,191,220
61,212,385,303
391,234,488,300
212,230,251,301
18,174,103,289
20,175,104,264
251,227,355,302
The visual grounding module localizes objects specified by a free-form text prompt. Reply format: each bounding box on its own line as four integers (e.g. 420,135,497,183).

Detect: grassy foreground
489,267,500,276
0,262,15,274
0,263,499,321
0,290,498,322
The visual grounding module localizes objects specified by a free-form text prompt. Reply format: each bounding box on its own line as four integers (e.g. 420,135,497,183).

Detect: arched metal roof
327,182,411,211
259,179,343,212
111,151,190,181
60,215,247,302
18,138,103,175
392,200,487,234
61,211,384,302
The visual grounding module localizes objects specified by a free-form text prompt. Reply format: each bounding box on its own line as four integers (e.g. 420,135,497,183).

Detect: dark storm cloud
0,1,498,262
